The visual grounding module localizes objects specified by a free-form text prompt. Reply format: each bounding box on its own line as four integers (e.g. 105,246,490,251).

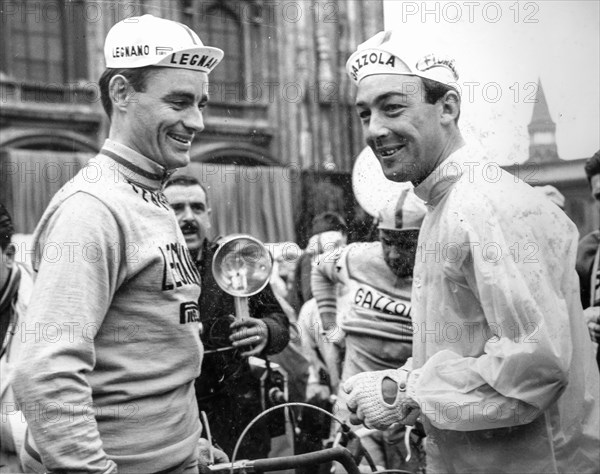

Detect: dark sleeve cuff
262,313,290,355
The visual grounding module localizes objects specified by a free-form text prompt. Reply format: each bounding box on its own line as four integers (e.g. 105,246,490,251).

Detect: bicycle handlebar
208,446,361,473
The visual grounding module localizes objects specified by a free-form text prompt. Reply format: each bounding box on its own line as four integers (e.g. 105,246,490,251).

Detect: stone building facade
504,80,598,237
1,0,384,244
2,2,596,244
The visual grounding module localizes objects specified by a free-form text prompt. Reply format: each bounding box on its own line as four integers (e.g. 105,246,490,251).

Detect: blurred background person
266,242,310,407
292,212,348,313
0,204,31,473
577,150,600,369
294,296,344,474
269,242,301,322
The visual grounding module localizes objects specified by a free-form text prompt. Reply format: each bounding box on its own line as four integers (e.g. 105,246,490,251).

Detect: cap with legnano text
104,14,224,74
346,30,459,90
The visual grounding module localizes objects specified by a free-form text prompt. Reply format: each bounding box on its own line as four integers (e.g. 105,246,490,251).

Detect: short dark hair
164,174,210,205
584,150,600,183
99,66,158,118
421,77,460,123
311,212,347,236
0,203,15,252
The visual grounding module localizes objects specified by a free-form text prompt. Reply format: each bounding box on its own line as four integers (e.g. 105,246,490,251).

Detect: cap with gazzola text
104,14,224,74
346,30,459,90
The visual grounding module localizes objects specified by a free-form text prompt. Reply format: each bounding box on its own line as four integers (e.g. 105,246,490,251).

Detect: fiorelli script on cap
415,54,458,79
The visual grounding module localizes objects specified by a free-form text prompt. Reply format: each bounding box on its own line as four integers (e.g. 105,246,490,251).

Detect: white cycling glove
343,367,421,430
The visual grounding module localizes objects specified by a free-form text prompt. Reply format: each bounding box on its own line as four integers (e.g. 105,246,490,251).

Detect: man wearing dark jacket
576,150,600,368
164,175,290,459
1,203,31,471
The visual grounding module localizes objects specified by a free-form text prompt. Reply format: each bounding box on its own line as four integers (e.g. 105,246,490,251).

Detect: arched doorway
173,143,297,243
1,128,96,233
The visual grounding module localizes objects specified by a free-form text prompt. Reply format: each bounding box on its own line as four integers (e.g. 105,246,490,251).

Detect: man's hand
320,310,337,328
319,311,344,344
344,368,421,430
584,306,600,343
229,317,268,357
343,369,404,430
197,437,229,474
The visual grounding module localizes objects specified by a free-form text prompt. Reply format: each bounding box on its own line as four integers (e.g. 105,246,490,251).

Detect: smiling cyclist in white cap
12,15,225,474
342,30,600,474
